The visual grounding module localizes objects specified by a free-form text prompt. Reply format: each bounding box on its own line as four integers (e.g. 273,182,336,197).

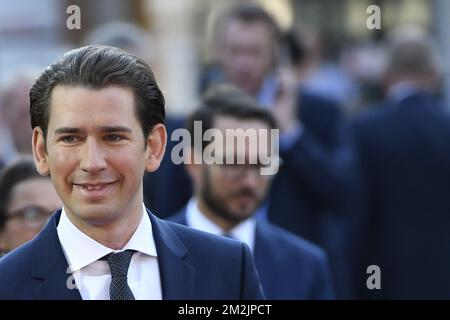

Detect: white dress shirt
185,198,256,251
57,204,162,300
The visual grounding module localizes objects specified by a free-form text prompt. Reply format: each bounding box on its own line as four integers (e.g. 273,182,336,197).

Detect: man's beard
200,169,262,226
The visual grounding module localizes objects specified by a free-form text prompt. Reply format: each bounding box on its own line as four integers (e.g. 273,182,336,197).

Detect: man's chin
68,204,119,226
228,204,256,222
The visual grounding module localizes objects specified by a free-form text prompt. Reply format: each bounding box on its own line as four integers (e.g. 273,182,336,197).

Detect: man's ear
145,123,167,172
32,127,50,176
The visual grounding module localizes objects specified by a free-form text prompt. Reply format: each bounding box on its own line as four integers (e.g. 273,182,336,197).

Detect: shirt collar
257,73,278,109
387,81,427,104
57,204,157,272
185,198,256,251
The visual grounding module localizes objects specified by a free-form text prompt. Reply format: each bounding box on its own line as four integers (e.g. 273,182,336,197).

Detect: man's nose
235,55,254,72
80,138,107,173
240,166,261,189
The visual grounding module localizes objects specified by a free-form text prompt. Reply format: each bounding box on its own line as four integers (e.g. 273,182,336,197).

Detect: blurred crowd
1,1,450,299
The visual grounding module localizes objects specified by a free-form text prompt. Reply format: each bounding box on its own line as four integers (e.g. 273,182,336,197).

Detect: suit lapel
32,210,82,300
34,254,82,300
253,221,275,295
32,209,196,300
149,210,196,299
253,221,266,273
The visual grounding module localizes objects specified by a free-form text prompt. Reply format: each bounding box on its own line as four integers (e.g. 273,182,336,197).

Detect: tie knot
105,249,135,278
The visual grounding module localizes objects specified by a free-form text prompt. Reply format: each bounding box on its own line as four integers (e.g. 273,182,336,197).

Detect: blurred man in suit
352,26,450,298
0,156,62,256
211,3,343,148
169,84,335,299
0,45,264,300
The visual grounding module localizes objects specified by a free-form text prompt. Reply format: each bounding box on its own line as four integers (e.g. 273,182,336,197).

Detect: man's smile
73,181,117,198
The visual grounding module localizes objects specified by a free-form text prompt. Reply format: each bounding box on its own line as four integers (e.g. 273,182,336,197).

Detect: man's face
36,86,153,227
199,116,272,225
1,178,62,252
221,20,274,95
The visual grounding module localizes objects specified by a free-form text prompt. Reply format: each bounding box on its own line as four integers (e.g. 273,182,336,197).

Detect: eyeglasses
7,205,53,227
216,162,277,180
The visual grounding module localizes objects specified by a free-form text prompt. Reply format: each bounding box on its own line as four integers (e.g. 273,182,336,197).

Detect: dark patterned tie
104,250,136,300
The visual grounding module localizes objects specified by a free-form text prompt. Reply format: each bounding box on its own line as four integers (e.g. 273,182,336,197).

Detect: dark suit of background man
169,84,335,299
351,26,450,299
0,45,264,300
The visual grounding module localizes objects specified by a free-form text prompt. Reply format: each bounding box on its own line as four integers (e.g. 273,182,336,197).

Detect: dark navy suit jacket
352,92,450,298
0,209,264,300
169,207,335,300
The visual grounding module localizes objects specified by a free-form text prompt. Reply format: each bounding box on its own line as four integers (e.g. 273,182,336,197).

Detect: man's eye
61,135,79,143
105,134,123,142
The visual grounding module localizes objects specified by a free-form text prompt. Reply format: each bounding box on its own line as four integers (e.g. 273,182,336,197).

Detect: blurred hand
273,67,301,134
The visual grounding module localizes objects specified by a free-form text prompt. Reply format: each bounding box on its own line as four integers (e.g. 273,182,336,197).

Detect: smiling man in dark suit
0,45,264,300
169,84,335,299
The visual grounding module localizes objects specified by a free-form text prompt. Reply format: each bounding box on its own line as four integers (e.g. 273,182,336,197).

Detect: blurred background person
0,112,13,170
0,69,40,165
351,25,450,299
207,3,344,149
169,84,335,299
83,21,154,64
0,156,62,257
281,26,361,112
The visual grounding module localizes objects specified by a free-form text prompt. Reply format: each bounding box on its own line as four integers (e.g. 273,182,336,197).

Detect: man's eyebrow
54,127,82,135
53,126,132,134
98,126,132,133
